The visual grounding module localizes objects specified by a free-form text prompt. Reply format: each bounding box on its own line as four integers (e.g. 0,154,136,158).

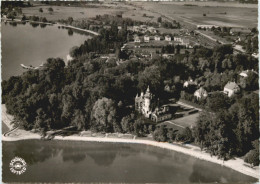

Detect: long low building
197,25,219,29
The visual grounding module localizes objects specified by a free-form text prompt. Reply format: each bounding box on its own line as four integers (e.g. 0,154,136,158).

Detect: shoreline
2,18,99,36
2,133,259,179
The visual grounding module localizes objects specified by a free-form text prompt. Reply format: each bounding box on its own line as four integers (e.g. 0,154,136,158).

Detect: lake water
2,140,257,183
1,22,91,80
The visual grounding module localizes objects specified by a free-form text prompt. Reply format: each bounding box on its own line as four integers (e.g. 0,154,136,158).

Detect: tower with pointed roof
135,86,152,118
143,86,152,117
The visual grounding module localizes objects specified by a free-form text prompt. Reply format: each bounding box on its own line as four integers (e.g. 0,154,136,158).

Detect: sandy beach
1,104,259,180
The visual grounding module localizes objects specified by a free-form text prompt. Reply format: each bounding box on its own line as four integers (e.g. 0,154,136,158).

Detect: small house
148,27,157,33
194,87,208,100
134,36,141,43
144,35,150,42
154,35,161,41
174,37,183,42
224,81,240,97
165,35,171,41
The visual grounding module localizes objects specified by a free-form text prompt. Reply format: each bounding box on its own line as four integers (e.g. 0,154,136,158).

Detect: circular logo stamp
9,157,27,175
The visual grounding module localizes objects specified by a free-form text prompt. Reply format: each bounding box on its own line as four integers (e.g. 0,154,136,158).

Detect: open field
21,4,128,21
20,2,257,29
136,2,257,28
21,2,161,23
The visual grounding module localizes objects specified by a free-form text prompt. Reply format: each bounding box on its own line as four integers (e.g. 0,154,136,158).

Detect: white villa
224,81,240,97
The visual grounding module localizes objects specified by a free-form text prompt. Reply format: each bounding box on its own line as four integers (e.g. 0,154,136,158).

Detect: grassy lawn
171,113,200,128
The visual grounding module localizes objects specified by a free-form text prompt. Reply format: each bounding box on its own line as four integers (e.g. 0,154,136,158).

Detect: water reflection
30,23,39,28
68,29,74,36
2,140,258,183
9,22,17,27
40,24,47,28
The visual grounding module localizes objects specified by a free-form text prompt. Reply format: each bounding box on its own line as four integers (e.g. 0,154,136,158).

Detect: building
144,35,150,42
224,81,240,97
197,25,219,30
183,79,198,88
154,35,161,41
135,86,153,118
162,53,175,58
252,53,258,59
230,28,251,35
133,26,140,32
174,37,182,42
148,27,157,33
134,35,141,43
165,35,171,41
194,87,208,100
182,38,190,47
239,70,250,78
135,86,172,122
239,69,258,78
151,106,172,123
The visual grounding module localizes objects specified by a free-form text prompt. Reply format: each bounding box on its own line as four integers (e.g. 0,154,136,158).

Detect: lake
1,22,91,80
2,140,257,183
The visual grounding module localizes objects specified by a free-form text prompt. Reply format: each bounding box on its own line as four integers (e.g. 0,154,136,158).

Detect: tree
153,126,167,142
244,149,259,167
91,97,118,132
157,17,162,23
67,17,73,24
120,114,134,133
39,8,43,13
245,72,258,90
207,92,230,112
182,127,193,142
48,7,53,13
69,46,80,58
71,109,86,130
138,65,162,94
21,15,26,21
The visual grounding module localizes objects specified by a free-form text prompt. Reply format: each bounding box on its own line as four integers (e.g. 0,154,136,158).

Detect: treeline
153,126,193,143
193,92,258,160
69,23,128,57
1,1,33,20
